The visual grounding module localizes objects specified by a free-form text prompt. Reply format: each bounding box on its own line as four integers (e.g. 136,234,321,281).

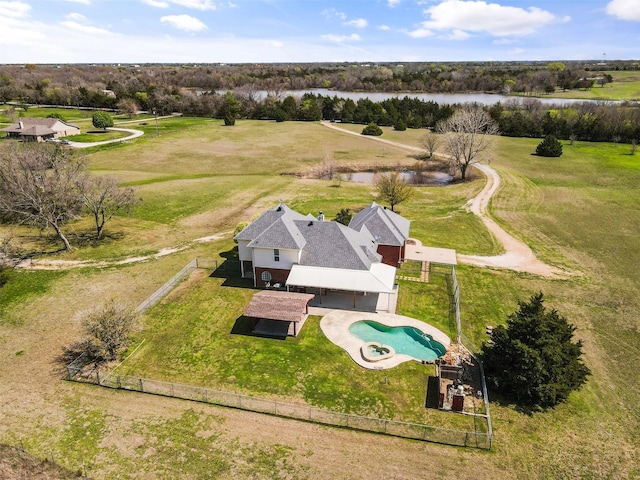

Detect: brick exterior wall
255,267,291,287
377,244,403,267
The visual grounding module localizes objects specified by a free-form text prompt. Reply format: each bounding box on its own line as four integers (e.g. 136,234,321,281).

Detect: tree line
1,62,639,145
1,61,634,105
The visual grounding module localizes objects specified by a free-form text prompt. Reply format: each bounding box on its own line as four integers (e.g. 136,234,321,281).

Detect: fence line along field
0,115,639,479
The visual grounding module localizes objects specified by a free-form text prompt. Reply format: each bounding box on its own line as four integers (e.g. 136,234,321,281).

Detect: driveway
66,127,144,149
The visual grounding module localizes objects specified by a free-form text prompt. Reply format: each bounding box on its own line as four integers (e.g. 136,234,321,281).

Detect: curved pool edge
320,310,452,370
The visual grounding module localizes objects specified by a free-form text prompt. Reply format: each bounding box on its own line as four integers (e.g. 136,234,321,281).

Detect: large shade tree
482,292,591,410
437,105,499,180
0,143,84,251
92,111,114,130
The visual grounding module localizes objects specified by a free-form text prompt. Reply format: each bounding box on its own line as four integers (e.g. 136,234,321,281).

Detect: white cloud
62,0,91,4
606,0,640,21
345,18,368,28
388,0,401,6
142,0,169,7
143,0,216,10
161,14,207,31
0,1,31,18
321,33,361,43
446,29,470,40
322,8,347,21
407,28,433,38
60,21,111,35
378,24,391,31
422,0,557,37
170,0,216,10
65,12,87,22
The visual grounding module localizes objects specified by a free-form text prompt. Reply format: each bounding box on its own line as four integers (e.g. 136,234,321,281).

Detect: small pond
342,171,453,186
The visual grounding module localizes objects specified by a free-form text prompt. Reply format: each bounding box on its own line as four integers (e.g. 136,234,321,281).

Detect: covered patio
243,290,315,337
285,263,398,313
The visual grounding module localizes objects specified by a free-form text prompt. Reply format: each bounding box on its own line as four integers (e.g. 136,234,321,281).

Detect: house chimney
18,121,23,129
318,211,324,221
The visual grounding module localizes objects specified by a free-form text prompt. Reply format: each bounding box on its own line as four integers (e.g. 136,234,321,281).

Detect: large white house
234,202,407,309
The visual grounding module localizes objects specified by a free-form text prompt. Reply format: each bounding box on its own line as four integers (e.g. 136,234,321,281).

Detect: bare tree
421,130,441,158
0,143,84,251
78,176,137,239
374,172,413,212
82,300,139,361
631,139,638,156
437,105,499,181
116,98,140,119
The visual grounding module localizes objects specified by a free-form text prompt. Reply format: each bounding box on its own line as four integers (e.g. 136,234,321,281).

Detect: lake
212,88,610,106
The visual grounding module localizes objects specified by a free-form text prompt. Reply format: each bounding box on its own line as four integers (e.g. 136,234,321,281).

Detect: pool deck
320,310,451,370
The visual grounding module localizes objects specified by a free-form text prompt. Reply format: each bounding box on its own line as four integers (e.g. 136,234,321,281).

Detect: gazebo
243,290,315,337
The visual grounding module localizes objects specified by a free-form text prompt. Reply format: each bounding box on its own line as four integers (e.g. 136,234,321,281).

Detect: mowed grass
119,266,477,431
545,70,640,101
2,117,640,478
64,129,131,142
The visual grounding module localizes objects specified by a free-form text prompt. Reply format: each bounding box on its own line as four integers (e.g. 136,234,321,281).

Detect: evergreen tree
536,134,563,157
393,119,407,131
482,292,590,410
334,208,352,226
362,122,383,136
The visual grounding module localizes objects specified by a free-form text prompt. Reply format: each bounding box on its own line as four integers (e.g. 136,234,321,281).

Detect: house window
274,249,280,262
261,271,272,283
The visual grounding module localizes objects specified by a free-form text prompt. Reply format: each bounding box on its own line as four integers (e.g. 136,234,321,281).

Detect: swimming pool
349,320,447,361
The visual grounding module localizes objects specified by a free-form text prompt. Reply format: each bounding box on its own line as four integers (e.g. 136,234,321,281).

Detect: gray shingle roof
294,220,381,270
235,203,308,247
349,201,410,247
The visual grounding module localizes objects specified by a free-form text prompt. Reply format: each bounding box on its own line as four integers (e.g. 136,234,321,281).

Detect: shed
244,290,315,337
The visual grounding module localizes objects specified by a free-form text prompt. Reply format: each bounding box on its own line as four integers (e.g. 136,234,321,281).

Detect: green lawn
2,117,640,478
118,263,472,428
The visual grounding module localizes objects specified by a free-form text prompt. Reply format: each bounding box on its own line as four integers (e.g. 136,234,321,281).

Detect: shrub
536,135,563,157
362,123,383,136
393,119,407,131
82,300,139,361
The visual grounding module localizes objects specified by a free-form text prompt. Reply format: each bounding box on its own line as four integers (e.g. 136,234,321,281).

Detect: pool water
349,320,447,361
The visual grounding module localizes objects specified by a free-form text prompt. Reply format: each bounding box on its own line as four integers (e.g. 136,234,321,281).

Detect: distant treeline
1,62,639,143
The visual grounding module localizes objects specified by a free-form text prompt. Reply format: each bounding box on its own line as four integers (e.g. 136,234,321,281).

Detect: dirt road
321,121,563,277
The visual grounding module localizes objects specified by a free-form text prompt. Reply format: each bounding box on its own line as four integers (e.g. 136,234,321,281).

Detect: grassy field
0,117,639,479
542,70,640,101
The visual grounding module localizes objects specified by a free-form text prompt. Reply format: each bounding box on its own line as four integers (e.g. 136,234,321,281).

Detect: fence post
117,375,121,388
96,371,100,385
139,378,144,392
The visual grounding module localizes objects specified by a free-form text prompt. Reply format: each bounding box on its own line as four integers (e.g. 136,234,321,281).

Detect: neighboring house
1,117,80,142
234,202,399,303
349,201,411,267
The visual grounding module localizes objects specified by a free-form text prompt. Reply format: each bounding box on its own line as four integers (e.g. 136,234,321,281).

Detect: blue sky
1,0,639,63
